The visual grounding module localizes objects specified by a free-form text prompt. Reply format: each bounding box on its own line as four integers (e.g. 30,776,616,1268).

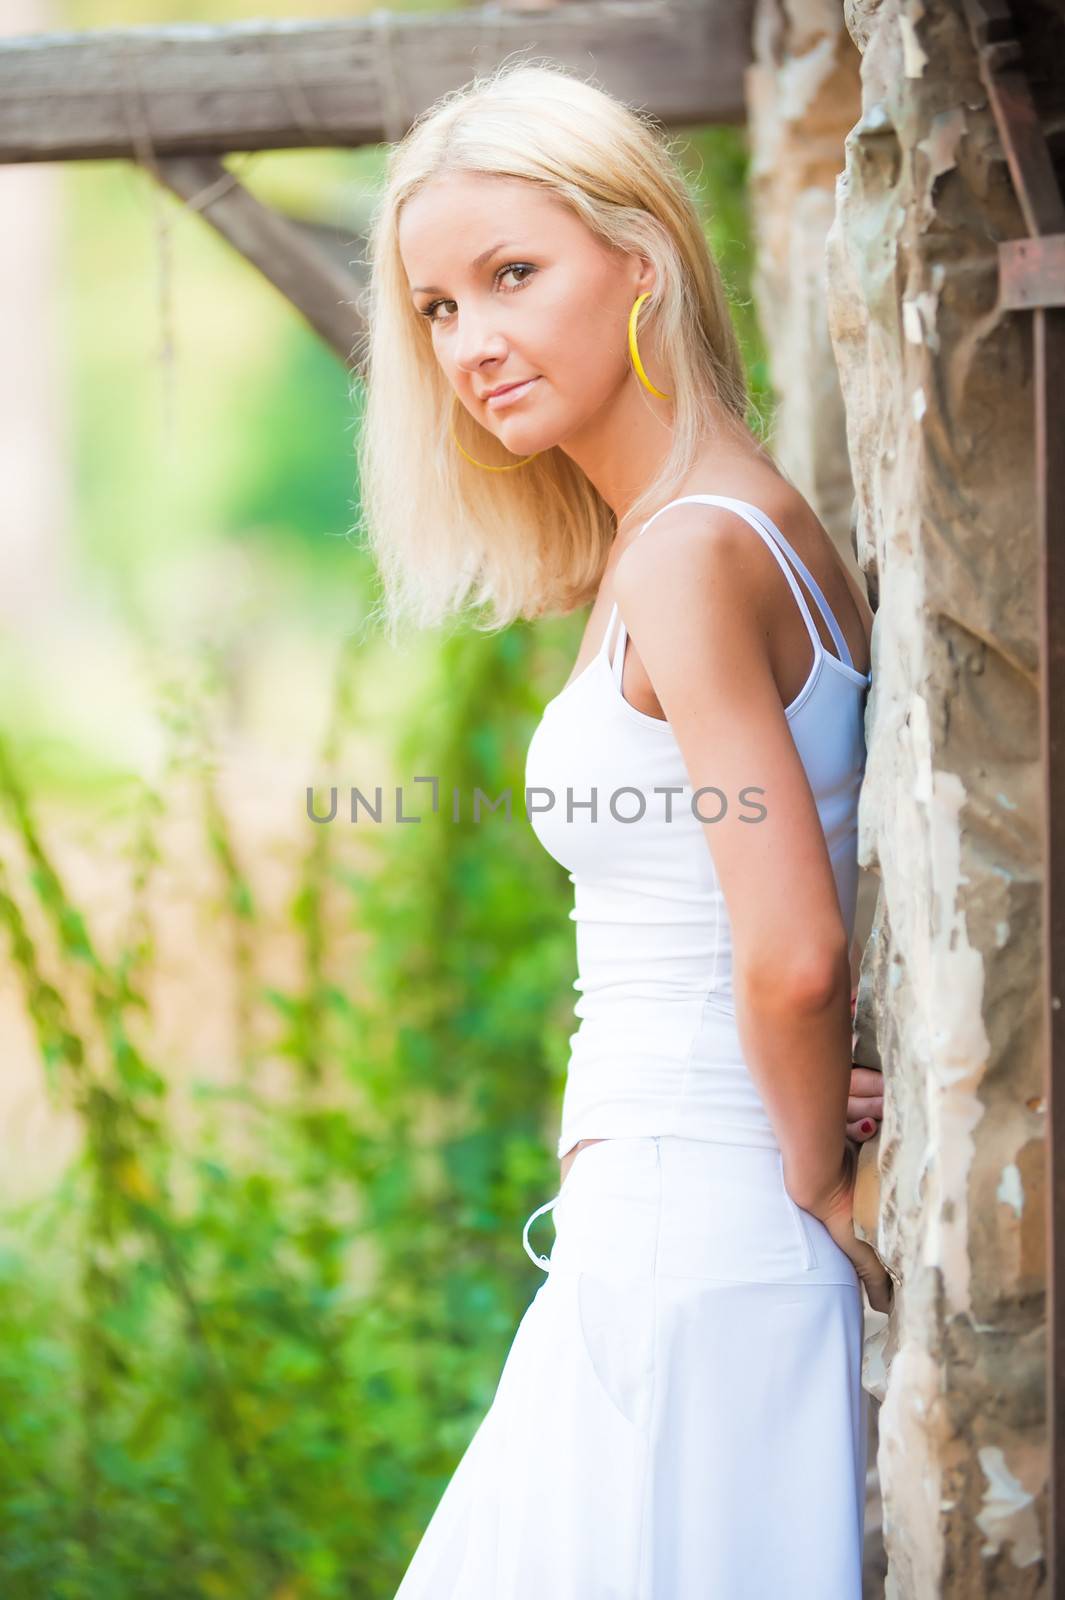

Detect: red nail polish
861,1120,874,1134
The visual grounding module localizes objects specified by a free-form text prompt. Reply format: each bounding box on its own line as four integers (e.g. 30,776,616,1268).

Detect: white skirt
394,1134,868,1599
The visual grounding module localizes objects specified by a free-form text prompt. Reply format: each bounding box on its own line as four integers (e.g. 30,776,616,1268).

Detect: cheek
534,288,624,385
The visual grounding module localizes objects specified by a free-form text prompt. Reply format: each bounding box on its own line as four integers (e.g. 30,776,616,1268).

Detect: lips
484,377,540,411
482,378,536,400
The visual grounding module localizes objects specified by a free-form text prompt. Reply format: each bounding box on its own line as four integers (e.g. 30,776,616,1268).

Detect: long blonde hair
352,57,749,645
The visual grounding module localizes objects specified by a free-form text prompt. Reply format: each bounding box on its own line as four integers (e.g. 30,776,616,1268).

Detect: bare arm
613,510,853,1213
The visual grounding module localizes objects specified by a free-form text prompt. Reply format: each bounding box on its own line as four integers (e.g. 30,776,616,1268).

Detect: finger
848,1067,884,1096
852,1239,892,1295
846,1097,884,1121
846,1119,877,1141
851,1239,894,1314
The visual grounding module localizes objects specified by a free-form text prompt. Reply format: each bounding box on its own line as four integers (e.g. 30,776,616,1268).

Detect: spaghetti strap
707,497,854,669
600,599,621,670
607,493,855,684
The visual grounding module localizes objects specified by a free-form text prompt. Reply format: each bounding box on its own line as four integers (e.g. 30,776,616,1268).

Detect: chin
493,404,563,450
492,421,551,453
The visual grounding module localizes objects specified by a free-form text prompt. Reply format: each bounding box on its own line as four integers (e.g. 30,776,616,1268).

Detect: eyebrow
411,239,520,297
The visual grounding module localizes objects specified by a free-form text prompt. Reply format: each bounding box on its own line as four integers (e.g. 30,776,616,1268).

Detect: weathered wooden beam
153,155,366,365
0,0,754,165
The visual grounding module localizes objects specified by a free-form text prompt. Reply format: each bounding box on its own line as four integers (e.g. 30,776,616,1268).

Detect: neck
554,377,774,541
554,379,676,527
610,417,776,544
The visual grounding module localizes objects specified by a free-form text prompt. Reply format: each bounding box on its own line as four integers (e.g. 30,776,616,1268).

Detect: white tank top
524,495,872,1160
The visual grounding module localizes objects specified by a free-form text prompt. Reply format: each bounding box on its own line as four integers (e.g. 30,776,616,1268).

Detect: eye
498,262,536,291
419,261,537,325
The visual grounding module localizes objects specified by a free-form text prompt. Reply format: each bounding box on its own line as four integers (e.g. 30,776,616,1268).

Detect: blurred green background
0,4,769,1593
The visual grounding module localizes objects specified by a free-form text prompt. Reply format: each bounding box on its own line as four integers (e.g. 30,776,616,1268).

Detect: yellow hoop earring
628,292,671,401
449,396,542,472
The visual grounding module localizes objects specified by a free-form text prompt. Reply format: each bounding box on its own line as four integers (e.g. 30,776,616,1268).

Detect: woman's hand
558,1136,607,1188
847,1065,884,1142
797,1141,897,1314
846,985,883,1143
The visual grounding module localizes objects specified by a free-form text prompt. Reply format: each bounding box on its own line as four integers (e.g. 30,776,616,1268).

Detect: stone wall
824,1,1052,1594
745,0,862,543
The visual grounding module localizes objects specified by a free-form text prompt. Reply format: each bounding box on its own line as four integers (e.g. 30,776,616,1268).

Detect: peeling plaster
975,1447,1044,1567
902,289,941,352
900,4,929,78
776,33,840,123
922,767,989,1314
877,1339,946,1586
861,99,892,134
905,689,990,1312
917,106,967,181
909,691,933,804
996,1163,1024,1215
915,106,968,226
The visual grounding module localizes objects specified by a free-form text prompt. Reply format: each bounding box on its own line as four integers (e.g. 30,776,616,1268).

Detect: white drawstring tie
521,1190,563,1271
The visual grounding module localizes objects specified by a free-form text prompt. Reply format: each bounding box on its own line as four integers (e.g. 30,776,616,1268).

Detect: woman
356,58,896,1600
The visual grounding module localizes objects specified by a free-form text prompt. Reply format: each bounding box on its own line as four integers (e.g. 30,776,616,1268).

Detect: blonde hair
351,57,749,646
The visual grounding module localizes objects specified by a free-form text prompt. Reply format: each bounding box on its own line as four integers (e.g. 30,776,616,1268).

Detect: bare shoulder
613,496,774,617
614,481,873,658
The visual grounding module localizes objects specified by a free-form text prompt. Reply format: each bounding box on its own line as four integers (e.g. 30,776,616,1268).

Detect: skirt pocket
776,1152,816,1272
771,1152,862,1288
653,1140,813,1283
575,1269,654,1431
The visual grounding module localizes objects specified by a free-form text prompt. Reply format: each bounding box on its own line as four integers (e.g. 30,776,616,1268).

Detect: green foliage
219,325,363,557
0,619,575,1598
676,124,774,433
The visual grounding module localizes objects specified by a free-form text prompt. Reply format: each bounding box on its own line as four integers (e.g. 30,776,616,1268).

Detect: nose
451,307,509,378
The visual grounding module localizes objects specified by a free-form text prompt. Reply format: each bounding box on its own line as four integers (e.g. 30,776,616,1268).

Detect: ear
633,256,657,298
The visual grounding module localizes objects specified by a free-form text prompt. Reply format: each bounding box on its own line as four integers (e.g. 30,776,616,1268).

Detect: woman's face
397,172,652,454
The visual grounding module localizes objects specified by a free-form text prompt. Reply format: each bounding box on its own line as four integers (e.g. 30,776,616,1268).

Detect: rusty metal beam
964,2,1065,1591
1001,236,1065,311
